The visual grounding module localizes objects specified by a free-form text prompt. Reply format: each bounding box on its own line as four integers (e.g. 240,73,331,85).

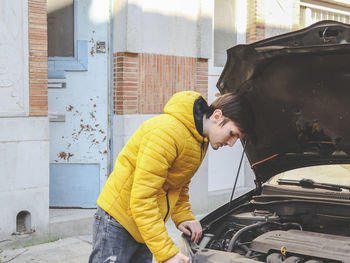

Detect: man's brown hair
205,93,255,136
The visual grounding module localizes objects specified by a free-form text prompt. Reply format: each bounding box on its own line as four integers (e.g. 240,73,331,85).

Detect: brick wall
114,53,208,115
28,0,48,116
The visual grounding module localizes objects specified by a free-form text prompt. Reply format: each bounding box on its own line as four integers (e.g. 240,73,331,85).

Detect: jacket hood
217,20,350,183
164,91,207,143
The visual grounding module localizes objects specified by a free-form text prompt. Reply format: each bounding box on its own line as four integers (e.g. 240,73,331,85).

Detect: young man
89,91,254,263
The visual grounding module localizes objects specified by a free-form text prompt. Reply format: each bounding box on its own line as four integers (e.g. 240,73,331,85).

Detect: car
180,20,350,263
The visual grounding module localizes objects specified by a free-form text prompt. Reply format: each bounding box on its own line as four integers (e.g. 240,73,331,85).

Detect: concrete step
49,208,95,239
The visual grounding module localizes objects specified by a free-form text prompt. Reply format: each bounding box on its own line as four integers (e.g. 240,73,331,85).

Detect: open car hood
217,20,350,183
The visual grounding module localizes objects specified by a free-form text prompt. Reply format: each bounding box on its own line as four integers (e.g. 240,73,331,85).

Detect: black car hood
217,20,350,183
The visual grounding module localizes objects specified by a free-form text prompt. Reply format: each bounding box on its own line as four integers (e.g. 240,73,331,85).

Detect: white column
0,0,29,116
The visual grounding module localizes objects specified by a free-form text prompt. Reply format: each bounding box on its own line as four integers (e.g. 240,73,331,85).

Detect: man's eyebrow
230,131,240,137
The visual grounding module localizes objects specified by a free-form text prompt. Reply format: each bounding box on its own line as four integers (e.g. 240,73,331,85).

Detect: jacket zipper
163,190,170,222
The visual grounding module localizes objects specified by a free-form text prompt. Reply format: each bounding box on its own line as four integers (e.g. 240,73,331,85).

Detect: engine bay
190,197,350,263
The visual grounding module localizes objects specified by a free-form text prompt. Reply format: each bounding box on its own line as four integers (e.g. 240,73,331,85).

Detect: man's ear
212,109,223,123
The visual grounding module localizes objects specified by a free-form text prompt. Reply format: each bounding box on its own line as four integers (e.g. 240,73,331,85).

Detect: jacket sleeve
130,127,180,262
171,181,195,227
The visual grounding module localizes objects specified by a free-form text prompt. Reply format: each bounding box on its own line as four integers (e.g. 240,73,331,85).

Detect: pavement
0,235,92,263
0,210,186,263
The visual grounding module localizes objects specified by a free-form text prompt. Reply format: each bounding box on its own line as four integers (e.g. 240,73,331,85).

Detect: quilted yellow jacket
97,91,208,262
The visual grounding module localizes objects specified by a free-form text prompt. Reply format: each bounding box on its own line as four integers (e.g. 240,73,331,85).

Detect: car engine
192,208,350,263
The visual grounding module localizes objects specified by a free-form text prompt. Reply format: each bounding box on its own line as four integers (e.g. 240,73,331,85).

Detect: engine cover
250,229,350,262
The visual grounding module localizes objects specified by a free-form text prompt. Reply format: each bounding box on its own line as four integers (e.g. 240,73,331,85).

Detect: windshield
269,164,350,187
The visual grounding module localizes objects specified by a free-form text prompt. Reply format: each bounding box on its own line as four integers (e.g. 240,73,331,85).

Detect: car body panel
216,20,350,183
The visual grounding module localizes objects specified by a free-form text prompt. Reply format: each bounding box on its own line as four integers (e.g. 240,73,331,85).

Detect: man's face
207,110,243,150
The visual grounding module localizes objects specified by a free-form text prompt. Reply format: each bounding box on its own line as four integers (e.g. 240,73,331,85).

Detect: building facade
1,0,350,243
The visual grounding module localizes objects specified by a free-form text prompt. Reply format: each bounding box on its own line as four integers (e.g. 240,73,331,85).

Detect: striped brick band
114,52,208,115
28,0,48,116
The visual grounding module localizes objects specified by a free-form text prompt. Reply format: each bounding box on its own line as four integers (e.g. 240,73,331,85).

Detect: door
47,0,110,208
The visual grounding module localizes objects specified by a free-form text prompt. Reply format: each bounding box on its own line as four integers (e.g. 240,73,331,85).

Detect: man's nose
227,137,237,147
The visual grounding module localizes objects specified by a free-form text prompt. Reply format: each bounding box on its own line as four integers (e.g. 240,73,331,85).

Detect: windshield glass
269,164,350,187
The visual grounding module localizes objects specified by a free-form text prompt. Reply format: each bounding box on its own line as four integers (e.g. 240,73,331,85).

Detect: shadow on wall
114,2,300,66
114,2,212,58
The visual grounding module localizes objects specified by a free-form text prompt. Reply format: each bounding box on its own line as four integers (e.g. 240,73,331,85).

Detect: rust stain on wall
66,105,74,112
78,124,96,133
67,153,74,161
58,152,74,162
58,152,67,159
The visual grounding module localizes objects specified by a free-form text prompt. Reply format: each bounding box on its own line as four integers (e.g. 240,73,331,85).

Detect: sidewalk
0,235,92,263
0,218,184,263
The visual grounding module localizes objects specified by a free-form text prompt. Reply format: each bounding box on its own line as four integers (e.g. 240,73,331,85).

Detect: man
89,91,254,263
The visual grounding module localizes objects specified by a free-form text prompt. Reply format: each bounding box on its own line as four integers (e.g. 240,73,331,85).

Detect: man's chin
211,144,219,150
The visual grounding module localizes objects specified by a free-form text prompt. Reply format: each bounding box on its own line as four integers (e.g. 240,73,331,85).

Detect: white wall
0,0,50,241
265,0,294,38
0,117,49,239
113,0,212,58
0,0,29,116
207,0,255,203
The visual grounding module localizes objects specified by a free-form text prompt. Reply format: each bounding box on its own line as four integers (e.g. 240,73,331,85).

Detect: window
47,0,87,79
48,0,74,57
214,0,237,67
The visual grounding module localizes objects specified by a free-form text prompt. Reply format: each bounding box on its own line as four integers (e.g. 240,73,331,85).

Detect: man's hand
163,252,189,263
177,220,202,243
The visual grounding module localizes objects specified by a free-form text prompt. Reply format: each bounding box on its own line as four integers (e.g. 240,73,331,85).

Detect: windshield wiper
277,178,350,192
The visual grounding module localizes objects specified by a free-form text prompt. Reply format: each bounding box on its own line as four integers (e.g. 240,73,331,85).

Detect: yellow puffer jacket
97,91,208,262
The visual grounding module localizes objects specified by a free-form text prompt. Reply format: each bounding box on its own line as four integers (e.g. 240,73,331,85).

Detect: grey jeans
88,207,152,263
